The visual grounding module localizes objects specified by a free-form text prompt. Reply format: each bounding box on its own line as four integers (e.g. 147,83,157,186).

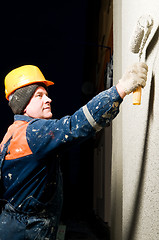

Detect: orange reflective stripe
1,121,32,160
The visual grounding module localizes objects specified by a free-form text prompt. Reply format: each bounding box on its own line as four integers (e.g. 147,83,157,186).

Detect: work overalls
0,136,63,240
0,86,122,240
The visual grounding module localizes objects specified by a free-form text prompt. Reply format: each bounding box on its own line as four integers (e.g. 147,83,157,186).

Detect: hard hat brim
6,79,54,100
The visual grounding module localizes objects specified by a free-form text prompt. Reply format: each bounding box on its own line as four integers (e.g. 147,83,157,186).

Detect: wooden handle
133,87,141,105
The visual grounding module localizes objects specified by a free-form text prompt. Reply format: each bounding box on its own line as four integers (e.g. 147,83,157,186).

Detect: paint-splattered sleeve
26,86,122,155
82,86,123,130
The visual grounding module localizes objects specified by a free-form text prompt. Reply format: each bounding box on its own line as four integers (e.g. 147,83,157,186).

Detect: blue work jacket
0,86,122,239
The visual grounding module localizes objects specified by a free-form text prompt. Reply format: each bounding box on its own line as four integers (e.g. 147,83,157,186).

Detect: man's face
24,86,52,119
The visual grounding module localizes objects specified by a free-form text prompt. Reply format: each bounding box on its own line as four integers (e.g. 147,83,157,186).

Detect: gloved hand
118,62,148,95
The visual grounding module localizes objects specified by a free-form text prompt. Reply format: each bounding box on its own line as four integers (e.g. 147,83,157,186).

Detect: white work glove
119,62,148,94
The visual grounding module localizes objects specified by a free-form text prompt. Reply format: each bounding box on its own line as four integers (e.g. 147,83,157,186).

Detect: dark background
0,0,102,224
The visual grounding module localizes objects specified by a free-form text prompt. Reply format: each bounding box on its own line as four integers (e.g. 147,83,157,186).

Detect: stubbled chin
44,112,52,119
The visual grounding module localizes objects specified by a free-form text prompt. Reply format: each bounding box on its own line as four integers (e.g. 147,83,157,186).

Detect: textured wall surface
113,1,159,240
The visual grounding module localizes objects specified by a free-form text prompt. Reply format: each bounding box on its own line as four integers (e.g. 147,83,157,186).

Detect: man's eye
37,94,42,97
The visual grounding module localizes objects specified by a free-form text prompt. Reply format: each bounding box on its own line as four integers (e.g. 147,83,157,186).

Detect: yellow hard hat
5,65,54,100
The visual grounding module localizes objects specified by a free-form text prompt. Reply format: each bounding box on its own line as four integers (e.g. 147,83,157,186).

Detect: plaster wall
112,1,159,239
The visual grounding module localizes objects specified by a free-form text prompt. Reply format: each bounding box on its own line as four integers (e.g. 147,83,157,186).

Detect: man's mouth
43,106,51,111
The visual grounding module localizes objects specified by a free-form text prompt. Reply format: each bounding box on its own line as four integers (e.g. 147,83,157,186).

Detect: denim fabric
0,203,55,239
0,167,63,239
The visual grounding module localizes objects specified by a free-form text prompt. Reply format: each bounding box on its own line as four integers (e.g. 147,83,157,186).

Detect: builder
0,63,147,239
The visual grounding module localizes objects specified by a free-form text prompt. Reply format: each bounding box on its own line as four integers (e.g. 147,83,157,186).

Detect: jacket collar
14,115,34,122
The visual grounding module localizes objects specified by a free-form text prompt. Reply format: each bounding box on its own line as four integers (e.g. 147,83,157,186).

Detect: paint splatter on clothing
0,86,122,239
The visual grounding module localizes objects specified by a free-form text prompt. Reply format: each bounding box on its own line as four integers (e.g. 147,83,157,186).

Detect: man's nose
44,95,52,103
